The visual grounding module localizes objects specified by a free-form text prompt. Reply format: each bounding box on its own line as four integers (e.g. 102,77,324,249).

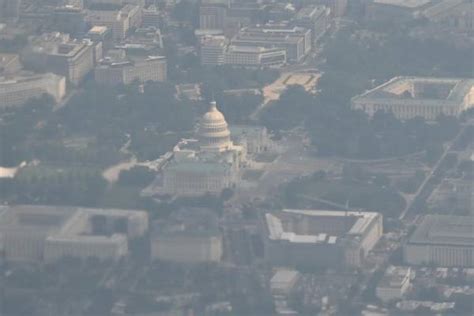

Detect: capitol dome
197,101,232,151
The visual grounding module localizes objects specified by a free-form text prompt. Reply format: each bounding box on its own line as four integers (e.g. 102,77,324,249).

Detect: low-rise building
224,45,286,68
264,209,383,268
95,54,167,85
295,5,330,44
404,215,474,267
0,72,66,108
86,4,142,40
200,35,287,67
270,269,301,297
376,266,413,303
22,32,96,86
351,76,474,120
0,205,148,263
151,208,223,263
231,25,312,63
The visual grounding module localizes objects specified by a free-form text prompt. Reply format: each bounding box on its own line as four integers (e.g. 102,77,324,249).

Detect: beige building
404,215,474,267
95,55,167,85
151,208,223,263
86,4,142,40
0,73,66,108
352,77,474,120
264,209,383,268
23,32,96,86
232,26,312,63
0,205,148,263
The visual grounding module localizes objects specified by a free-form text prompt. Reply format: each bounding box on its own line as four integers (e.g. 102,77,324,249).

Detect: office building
351,77,474,120
0,54,22,75
200,35,227,66
86,4,142,40
224,45,287,68
270,269,301,297
95,54,166,85
376,266,413,303
0,0,21,21
231,26,312,63
404,215,474,267
141,4,160,28
0,205,148,263
199,0,230,30
422,0,473,33
295,5,330,44
0,73,66,108
151,208,223,263
264,209,383,268
23,32,96,86
52,5,88,36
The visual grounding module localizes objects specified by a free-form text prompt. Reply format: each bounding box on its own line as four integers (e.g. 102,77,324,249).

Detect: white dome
197,101,232,151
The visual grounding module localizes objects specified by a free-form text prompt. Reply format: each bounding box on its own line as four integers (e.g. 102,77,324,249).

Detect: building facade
23,32,96,86
0,73,66,108
95,55,167,85
264,209,383,269
231,26,312,63
151,208,223,263
352,77,474,120
0,205,148,263
404,215,474,267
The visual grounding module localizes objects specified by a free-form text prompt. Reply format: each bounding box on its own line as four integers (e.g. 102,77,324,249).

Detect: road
399,122,472,221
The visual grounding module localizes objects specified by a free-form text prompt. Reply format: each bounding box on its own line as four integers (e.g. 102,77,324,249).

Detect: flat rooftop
0,205,75,233
408,215,474,247
353,77,474,107
266,209,380,244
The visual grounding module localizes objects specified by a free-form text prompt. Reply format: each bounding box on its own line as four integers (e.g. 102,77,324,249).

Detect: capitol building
153,100,264,197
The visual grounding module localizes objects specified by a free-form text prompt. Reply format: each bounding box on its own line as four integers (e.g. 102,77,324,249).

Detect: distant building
22,32,96,86
200,35,227,66
0,205,148,263
141,5,160,28
295,5,331,44
270,269,301,297
0,0,21,21
85,4,142,40
0,73,66,108
52,5,88,36
230,125,272,155
199,0,230,30
224,45,287,68
376,266,413,303
0,54,22,75
200,35,287,67
330,0,348,17
95,54,167,85
231,25,312,63
404,215,474,267
351,77,474,120
422,0,473,33
151,208,223,263
264,209,383,268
